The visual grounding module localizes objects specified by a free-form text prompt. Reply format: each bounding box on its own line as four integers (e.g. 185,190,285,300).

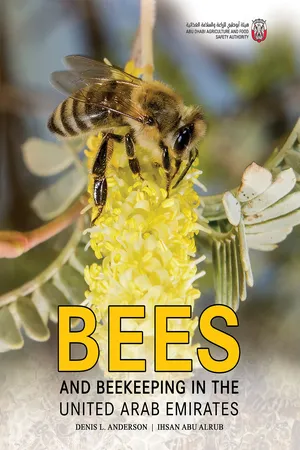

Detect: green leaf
0,306,24,352
244,192,300,224
222,192,241,226
22,138,75,177
237,163,272,203
54,265,88,304
246,210,300,233
69,243,96,272
0,217,94,352
39,283,71,323
31,166,87,221
210,224,252,310
243,169,296,215
14,297,50,342
285,150,300,174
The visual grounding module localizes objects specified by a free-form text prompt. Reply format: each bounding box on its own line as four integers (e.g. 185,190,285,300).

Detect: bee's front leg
172,159,182,182
172,148,198,189
160,142,172,196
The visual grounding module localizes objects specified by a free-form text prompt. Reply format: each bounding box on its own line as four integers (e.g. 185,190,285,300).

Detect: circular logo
251,19,267,43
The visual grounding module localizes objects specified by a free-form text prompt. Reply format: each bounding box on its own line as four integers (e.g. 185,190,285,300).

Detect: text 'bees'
57,305,240,374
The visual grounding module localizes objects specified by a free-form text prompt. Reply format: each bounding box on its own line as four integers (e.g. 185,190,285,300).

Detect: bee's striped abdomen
48,84,128,138
48,102,67,137
48,97,91,137
72,99,90,132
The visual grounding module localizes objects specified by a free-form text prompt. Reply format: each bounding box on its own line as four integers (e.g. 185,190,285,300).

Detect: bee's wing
51,72,146,123
63,55,142,84
50,70,109,96
75,83,146,122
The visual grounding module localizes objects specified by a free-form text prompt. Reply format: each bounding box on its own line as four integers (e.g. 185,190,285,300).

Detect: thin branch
264,118,300,170
131,0,156,80
0,216,85,307
141,0,155,78
0,196,88,259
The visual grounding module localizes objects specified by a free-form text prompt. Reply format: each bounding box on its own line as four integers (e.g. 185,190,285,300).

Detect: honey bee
48,55,207,223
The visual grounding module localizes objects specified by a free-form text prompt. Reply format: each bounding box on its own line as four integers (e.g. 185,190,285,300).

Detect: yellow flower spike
84,61,206,377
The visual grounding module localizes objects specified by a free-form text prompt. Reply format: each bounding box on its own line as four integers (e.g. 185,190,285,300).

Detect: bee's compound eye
174,127,191,152
145,116,155,126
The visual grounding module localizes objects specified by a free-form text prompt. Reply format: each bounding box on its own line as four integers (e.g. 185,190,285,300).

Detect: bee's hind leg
91,178,108,225
90,133,113,225
125,132,144,181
